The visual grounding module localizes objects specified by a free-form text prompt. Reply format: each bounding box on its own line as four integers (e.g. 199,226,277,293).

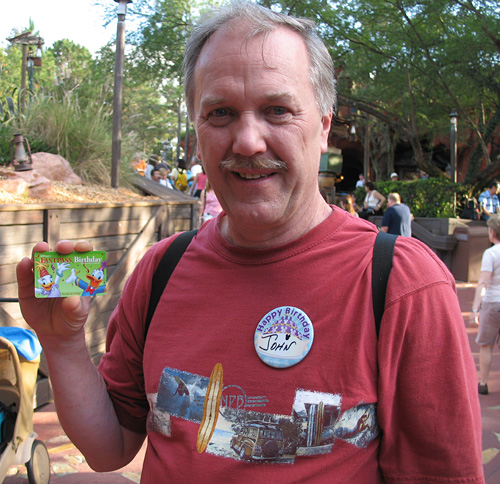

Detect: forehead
193,24,312,96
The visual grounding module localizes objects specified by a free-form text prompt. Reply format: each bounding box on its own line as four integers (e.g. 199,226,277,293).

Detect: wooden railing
0,196,199,362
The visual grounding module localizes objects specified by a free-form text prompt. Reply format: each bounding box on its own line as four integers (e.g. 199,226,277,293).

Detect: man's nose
231,113,267,156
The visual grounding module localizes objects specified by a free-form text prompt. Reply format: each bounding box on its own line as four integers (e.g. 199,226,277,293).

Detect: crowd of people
132,153,223,224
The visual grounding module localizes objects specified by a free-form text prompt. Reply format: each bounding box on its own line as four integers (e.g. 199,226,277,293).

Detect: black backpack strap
372,231,397,339
145,229,198,337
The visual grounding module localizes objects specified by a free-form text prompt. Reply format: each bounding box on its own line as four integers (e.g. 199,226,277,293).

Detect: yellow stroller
0,327,50,484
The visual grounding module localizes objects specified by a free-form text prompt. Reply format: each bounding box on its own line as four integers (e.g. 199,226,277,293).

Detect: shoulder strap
372,231,397,339
145,228,394,340
145,229,198,337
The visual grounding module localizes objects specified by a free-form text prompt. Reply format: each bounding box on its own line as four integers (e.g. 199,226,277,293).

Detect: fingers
29,240,94,257
31,242,49,259
53,240,94,254
17,256,35,295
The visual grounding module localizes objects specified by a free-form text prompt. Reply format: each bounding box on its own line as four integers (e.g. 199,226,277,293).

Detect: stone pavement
457,282,500,484
3,282,500,483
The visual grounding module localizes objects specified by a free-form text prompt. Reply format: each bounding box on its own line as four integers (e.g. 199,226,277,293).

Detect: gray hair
183,1,336,120
487,214,500,240
388,193,401,203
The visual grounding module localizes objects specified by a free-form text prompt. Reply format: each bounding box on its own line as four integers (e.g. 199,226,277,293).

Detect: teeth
238,172,271,180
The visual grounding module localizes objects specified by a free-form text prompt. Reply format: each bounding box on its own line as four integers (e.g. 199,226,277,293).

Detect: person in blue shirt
478,181,499,221
381,193,412,237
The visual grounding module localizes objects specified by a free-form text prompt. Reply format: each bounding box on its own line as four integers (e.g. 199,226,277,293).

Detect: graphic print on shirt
149,363,379,464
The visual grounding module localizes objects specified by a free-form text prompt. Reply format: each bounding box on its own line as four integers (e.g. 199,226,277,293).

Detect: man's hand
17,240,93,339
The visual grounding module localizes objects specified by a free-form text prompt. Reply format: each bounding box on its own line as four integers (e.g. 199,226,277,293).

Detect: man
390,172,398,181
144,155,158,179
190,156,203,177
150,166,162,182
16,2,483,483
478,180,499,221
355,173,365,188
381,192,412,236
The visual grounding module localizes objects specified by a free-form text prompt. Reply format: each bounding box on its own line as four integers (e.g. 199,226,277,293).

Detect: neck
220,200,332,249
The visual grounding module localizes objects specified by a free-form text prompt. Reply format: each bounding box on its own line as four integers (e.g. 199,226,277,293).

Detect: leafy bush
0,90,137,186
353,178,470,218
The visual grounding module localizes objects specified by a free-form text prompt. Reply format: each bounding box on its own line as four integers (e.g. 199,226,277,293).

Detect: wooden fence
0,195,199,363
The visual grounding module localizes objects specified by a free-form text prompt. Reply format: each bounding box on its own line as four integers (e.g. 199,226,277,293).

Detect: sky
0,1,121,55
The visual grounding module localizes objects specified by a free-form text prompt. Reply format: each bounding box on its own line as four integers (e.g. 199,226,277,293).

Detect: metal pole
176,99,182,162
21,44,27,111
185,113,190,162
450,110,458,184
111,1,129,189
363,119,370,180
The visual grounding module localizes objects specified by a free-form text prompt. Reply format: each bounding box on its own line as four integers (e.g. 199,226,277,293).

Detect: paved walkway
3,282,500,483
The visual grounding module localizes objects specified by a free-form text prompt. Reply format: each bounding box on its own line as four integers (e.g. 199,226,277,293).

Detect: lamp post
111,0,133,189
7,32,44,111
450,109,458,184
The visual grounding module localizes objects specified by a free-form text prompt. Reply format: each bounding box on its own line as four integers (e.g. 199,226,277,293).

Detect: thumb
58,296,91,334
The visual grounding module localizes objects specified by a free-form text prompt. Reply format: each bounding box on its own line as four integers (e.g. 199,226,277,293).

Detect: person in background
145,156,159,179
340,194,358,217
471,214,500,395
380,192,412,237
360,181,386,219
190,165,208,198
355,173,365,188
200,180,223,224
478,181,500,221
159,168,173,188
150,167,162,183
15,2,483,482
131,154,147,176
190,156,203,177
390,172,398,181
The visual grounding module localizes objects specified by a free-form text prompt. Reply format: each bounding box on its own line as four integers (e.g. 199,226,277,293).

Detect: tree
260,0,500,186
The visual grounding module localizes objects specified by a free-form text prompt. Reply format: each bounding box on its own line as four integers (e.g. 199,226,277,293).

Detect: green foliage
23,92,115,185
354,178,469,218
263,0,500,183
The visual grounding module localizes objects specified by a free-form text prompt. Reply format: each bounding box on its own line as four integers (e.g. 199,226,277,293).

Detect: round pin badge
254,306,314,368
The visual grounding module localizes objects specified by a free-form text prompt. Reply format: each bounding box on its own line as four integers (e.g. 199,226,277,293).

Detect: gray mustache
220,155,288,172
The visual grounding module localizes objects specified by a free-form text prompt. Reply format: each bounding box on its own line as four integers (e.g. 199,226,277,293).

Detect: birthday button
254,306,314,368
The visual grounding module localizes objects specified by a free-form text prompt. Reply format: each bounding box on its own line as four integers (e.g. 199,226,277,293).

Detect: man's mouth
237,172,274,180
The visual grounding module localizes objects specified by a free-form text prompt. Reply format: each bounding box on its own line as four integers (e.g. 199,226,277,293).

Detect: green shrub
0,90,137,187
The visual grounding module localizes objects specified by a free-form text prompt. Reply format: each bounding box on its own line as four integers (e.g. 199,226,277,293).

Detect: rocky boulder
31,152,83,185
0,166,52,200
0,153,82,201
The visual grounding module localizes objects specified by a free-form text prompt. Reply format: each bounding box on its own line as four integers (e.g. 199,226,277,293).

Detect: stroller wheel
26,439,50,484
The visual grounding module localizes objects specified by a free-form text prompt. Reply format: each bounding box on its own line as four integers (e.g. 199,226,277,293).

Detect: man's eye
205,108,233,126
266,106,292,123
271,106,287,115
212,108,229,117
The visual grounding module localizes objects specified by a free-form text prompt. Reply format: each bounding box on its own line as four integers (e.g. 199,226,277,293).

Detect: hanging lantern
10,133,33,171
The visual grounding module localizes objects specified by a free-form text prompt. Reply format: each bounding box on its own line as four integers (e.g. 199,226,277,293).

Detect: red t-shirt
99,207,483,483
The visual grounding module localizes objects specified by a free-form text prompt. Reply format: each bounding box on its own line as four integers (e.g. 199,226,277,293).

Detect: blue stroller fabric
0,328,42,361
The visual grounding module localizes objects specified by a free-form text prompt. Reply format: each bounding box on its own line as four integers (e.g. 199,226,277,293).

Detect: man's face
152,170,161,182
193,24,332,233
490,185,498,195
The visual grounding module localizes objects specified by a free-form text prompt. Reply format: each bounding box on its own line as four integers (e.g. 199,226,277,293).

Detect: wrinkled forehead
195,22,310,76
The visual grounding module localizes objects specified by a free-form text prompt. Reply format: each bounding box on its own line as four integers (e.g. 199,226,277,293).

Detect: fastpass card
34,251,107,298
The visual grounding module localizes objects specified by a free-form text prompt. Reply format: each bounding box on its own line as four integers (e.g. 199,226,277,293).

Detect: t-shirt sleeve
481,248,494,273
381,210,391,227
376,238,483,482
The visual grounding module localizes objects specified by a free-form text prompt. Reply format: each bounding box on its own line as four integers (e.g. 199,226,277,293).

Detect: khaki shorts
476,301,500,346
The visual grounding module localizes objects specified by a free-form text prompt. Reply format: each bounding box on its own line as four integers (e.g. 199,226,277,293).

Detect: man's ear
320,110,333,153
